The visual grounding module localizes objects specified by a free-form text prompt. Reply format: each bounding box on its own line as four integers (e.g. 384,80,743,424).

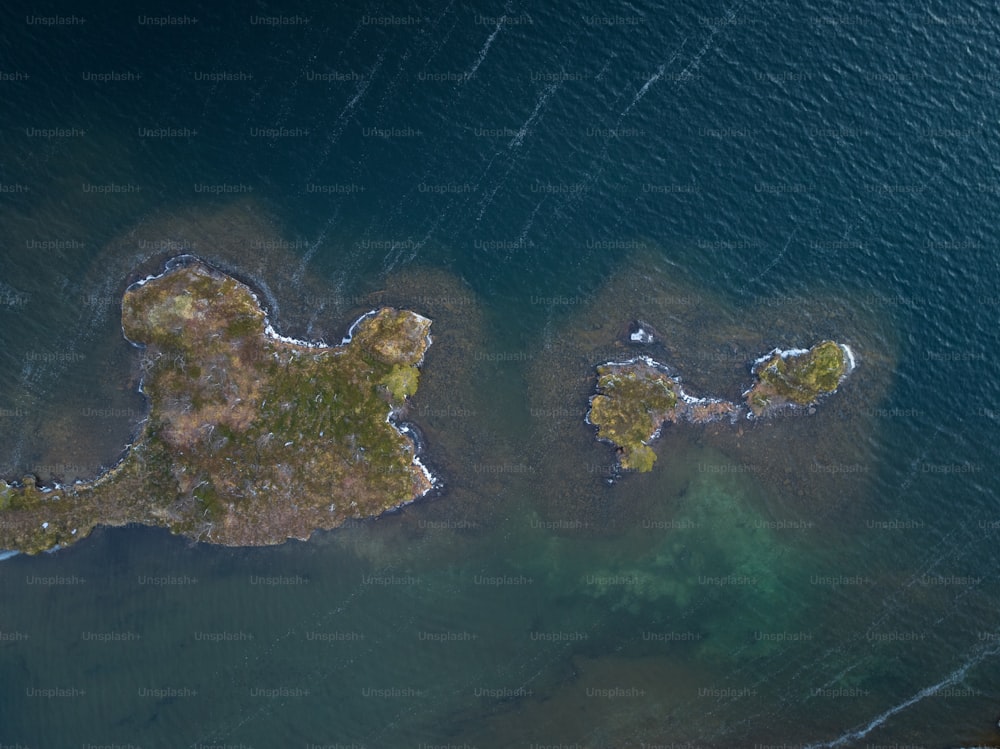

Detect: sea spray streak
801,643,1000,748
466,15,504,79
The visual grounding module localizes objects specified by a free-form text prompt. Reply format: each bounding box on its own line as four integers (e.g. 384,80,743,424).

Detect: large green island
0,257,437,554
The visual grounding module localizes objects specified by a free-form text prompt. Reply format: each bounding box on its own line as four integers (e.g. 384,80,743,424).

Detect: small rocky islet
587,357,739,472
0,257,437,554
587,334,856,473
744,340,855,416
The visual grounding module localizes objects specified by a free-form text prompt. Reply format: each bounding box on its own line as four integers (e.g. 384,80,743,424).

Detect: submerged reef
0,257,437,554
587,341,855,473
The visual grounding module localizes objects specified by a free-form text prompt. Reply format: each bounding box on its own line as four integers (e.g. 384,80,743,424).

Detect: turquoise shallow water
2,0,1000,746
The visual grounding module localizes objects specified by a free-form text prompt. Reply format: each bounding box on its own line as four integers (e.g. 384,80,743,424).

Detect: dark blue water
2,0,1000,746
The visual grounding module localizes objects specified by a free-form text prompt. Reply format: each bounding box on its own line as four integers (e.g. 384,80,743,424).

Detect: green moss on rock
382,365,420,401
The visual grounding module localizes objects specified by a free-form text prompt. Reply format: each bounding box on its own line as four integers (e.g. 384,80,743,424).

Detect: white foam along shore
752,346,811,368
753,343,857,381
841,343,857,373
387,416,442,497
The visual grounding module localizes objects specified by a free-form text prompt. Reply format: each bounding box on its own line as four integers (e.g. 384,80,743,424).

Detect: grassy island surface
0,258,436,554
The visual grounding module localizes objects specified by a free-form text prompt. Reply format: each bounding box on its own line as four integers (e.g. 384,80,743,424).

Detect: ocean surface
2,0,1000,746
